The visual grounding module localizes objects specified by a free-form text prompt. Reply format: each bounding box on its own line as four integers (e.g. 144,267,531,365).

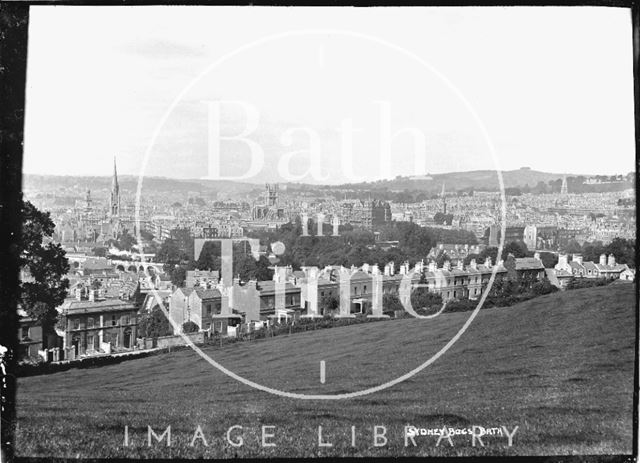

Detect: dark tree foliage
464,246,499,266
319,294,340,315
435,252,450,268
139,229,155,242
138,305,174,338
563,238,634,267
605,237,635,267
410,277,443,315
382,293,404,314
182,321,199,333
92,246,107,257
538,251,558,268
195,241,271,281
165,265,187,287
501,240,528,260
565,277,612,290
19,201,70,337
433,212,454,225
108,229,136,252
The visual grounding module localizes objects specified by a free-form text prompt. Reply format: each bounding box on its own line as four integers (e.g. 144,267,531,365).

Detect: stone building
57,294,138,357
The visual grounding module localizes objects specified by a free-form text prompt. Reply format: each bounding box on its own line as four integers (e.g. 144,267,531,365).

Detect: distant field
16,283,636,458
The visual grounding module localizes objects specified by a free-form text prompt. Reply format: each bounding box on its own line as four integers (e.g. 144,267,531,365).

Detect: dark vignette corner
0,3,29,463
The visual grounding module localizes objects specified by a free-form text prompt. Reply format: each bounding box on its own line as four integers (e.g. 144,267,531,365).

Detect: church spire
112,156,119,192
110,156,120,217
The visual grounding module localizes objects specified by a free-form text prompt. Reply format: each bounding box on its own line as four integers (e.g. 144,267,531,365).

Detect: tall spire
110,156,120,218
112,156,119,192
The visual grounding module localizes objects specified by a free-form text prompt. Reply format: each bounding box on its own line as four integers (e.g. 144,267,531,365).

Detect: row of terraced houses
20,252,633,361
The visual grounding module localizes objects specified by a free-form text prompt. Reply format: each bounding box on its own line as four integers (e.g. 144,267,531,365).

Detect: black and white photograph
0,3,637,460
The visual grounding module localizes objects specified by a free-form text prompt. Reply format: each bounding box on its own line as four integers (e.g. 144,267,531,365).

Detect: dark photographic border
0,2,637,462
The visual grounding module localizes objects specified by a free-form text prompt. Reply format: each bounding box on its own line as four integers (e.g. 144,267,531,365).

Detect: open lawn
15,283,636,458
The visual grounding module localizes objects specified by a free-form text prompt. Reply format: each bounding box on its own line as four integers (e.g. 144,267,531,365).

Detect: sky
24,6,635,184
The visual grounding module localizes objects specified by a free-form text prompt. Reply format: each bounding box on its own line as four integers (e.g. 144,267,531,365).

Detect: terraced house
57,289,138,357
554,253,629,280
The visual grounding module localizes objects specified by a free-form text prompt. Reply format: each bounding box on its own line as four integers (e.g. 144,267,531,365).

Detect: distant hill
23,167,632,199
22,174,260,197
335,168,575,192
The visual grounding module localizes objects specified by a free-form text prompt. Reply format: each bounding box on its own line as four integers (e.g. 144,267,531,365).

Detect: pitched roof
514,258,544,270
64,298,136,315
193,288,222,300
569,261,585,271
255,280,300,295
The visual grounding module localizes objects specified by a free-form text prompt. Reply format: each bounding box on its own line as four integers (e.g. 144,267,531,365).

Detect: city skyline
23,6,635,183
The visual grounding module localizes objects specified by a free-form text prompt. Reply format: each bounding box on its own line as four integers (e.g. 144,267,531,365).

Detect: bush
531,279,558,296
566,277,613,290
182,321,199,333
444,298,477,313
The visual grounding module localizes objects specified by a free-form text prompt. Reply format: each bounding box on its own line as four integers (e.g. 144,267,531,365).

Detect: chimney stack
607,254,616,266
599,254,606,266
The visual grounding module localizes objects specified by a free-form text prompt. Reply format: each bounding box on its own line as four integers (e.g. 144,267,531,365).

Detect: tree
92,246,107,257
477,247,499,265
435,252,450,268
605,237,635,266
501,241,528,260
166,265,187,287
319,294,340,315
382,293,404,314
19,200,70,348
410,277,442,314
112,229,136,251
531,279,557,296
538,251,558,268
564,239,582,255
182,321,199,333
139,229,155,242
138,305,174,338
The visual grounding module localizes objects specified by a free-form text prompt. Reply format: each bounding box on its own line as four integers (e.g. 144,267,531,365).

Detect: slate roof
62,298,136,315
256,281,300,295
514,258,544,270
193,288,222,300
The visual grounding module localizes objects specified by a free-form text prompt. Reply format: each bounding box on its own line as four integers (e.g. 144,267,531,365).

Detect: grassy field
15,283,636,458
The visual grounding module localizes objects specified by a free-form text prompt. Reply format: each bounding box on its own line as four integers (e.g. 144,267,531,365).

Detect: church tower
110,157,120,217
